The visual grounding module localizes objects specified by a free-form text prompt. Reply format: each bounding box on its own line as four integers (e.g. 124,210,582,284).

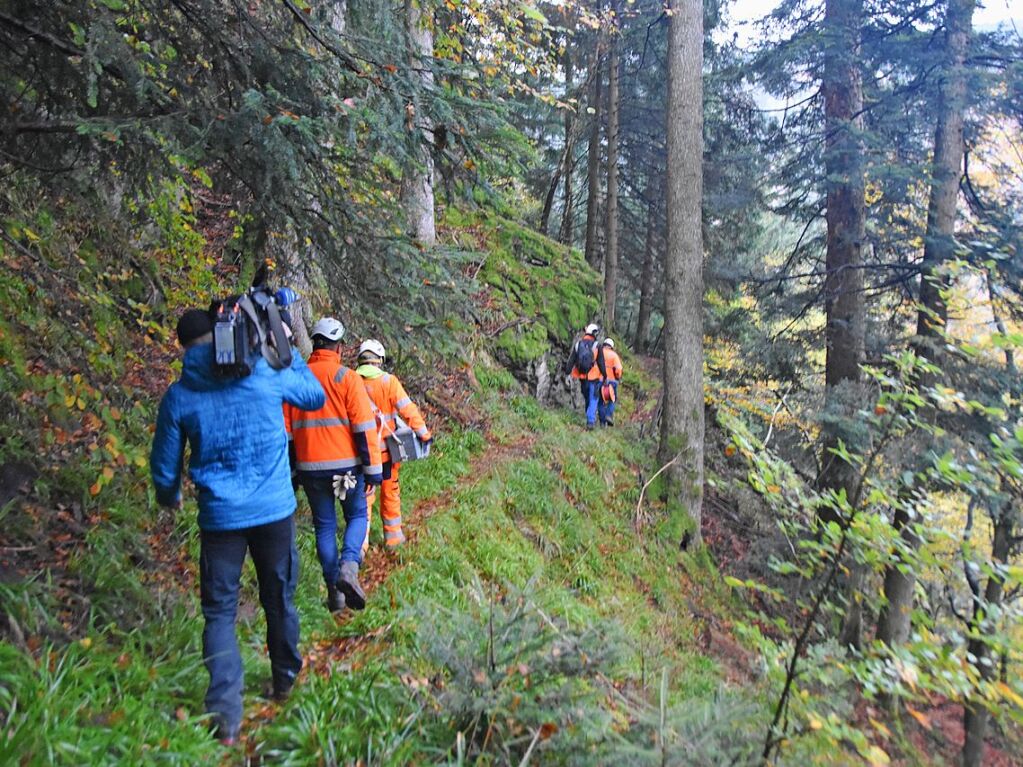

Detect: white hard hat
311,317,346,342
585,323,599,335
359,338,386,360
603,338,615,348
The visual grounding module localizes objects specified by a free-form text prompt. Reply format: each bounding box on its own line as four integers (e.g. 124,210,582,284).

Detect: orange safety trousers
362,463,405,553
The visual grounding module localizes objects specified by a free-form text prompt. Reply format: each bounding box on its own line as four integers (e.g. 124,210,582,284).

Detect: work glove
333,472,357,500
363,471,384,487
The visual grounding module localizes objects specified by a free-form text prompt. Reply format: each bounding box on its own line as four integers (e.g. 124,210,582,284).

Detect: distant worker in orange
598,338,623,427
284,318,383,613
356,339,432,551
565,323,607,429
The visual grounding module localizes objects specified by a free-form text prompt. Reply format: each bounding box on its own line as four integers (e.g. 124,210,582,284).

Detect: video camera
210,273,295,378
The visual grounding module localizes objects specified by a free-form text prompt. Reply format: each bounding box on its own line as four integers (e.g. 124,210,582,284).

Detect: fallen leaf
905,704,931,730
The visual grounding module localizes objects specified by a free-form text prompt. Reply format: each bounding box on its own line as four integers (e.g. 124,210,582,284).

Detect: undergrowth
1,193,757,764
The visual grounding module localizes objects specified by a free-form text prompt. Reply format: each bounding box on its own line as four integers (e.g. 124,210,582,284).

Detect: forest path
239,372,659,747
239,428,540,744
304,379,655,672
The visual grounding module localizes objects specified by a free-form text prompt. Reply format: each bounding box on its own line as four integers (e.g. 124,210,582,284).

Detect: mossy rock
465,212,600,365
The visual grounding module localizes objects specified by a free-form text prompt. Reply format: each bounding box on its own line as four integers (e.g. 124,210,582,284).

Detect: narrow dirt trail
241,430,538,741
242,366,660,744
303,361,658,672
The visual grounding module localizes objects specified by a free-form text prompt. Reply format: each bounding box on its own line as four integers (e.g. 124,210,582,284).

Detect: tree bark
603,9,621,332
818,0,866,521
659,0,704,545
962,509,1012,767
539,167,562,236
583,43,604,269
815,0,868,648
876,0,974,650
635,181,659,351
329,0,346,35
400,0,437,246
559,43,576,246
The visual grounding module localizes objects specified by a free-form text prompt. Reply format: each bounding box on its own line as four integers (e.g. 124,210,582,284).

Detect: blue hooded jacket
150,343,326,531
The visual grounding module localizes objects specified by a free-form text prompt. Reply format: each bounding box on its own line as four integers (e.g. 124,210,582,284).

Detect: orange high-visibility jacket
602,348,623,381
570,335,607,381
284,349,382,475
357,365,431,464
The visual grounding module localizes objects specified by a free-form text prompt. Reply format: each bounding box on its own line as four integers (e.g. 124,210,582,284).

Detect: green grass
0,200,754,764
242,390,734,763
1,382,743,765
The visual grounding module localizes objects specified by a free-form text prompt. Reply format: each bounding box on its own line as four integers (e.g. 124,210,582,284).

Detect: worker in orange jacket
565,323,607,429
355,339,432,552
284,318,382,613
598,338,623,427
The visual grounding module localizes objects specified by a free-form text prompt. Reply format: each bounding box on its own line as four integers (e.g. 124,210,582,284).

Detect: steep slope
0,205,758,764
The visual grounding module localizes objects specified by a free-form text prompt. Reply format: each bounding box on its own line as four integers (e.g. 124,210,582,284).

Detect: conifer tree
660,0,704,544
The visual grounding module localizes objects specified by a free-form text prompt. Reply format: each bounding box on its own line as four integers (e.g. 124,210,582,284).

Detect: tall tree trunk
583,44,604,269
818,0,866,520
329,0,346,34
816,0,867,648
635,182,659,351
400,0,437,246
603,10,621,332
539,167,562,236
559,44,576,246
659,0,704,545
876,0,974,650
962,509,1013,767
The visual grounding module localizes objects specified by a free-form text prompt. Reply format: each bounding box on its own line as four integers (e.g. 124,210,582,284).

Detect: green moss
460,213,600,364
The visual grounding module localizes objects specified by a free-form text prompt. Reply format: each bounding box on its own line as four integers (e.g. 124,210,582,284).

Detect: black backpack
575,337,596,374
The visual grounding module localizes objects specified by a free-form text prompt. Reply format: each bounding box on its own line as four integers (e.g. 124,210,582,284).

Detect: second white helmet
359,338,386,360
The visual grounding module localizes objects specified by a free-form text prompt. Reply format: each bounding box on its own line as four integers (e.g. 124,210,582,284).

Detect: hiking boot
337,561,366,610
272,673,296,703
585,423,595,430
606,419,614,427
212,719,240,746
326,584,346,613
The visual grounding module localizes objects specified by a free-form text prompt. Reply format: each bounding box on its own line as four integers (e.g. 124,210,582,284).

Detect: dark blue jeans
598,381,618,424
300,473,367,588
199,514,302,736
580,379,600,425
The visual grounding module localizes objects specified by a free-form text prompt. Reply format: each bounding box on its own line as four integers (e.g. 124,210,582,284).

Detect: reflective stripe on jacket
357,364,431,464
602,348,623,381
284,349,382,475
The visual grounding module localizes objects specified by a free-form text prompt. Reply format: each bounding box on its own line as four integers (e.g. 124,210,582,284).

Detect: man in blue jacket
150,308,325,744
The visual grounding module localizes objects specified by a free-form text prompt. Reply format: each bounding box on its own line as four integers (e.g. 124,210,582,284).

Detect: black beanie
176,308,213,346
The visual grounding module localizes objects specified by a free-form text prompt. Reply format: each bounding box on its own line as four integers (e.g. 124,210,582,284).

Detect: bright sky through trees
725,0,1022,45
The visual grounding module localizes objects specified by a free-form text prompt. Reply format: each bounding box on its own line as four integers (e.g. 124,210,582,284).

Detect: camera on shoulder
210,285,293,378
